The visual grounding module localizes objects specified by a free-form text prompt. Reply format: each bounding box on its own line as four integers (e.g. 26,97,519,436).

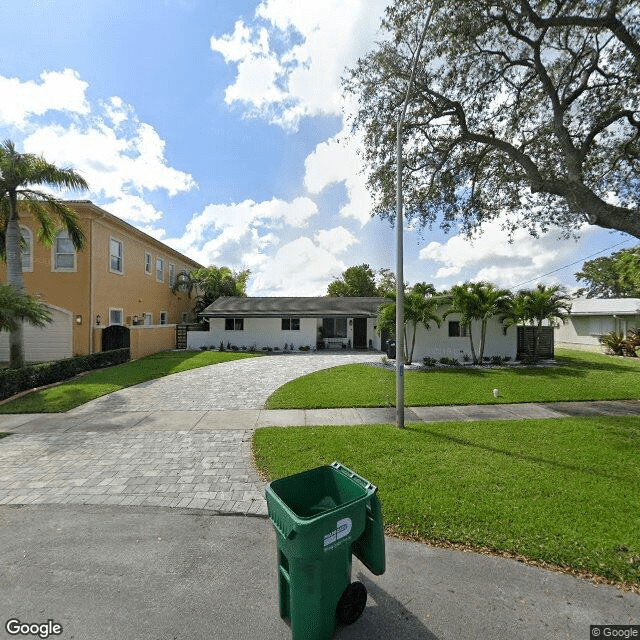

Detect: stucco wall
404,315,516,363
129,325,177,360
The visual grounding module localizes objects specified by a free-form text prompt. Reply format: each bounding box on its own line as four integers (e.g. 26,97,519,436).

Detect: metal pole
396,120,405,429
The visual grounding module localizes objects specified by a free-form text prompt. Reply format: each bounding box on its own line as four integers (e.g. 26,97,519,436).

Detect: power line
510,238,637,289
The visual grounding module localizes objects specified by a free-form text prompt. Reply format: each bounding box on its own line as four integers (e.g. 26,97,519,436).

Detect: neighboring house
0,200,203,362
403,311,517,363
190,297,386,351
555,298,640,352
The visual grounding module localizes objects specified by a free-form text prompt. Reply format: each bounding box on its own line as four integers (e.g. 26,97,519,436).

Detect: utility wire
510,238,637,290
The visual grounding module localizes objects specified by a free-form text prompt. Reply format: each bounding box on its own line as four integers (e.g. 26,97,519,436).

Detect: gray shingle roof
199,297,386,318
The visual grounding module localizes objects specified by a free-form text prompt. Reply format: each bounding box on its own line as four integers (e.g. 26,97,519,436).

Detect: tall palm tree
377,282,441,363
0,139,88,368
446,282,511,363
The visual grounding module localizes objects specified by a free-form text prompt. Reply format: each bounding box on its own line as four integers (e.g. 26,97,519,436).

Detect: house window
160,311,168,325
54,230,76,270
225,318,244,331
109,308,123,326
144,312,153,326
323,317,347,338
20,226,33,272
144,252,152,274
110,238,123,273
282,318,301,331
156,257,164,282
448,321,468,338
169,263,176,288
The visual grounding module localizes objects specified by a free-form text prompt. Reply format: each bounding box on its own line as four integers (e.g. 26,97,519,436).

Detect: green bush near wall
0,348,131,402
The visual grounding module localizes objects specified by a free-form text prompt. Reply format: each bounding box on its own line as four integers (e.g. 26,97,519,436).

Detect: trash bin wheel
336,581,367,625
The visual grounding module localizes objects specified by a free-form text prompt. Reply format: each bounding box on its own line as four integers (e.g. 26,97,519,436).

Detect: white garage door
0,304,73,363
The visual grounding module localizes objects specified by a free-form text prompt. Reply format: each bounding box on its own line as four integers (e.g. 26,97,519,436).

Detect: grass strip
253,417,640,586
0,350,259,413
266,349,640,409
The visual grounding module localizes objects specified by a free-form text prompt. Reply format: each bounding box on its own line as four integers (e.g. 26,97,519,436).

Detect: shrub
600,331,626,356
490,355,503,365
219,341,225,352
439,357,459,366
422,357,437,367
0,348,130,402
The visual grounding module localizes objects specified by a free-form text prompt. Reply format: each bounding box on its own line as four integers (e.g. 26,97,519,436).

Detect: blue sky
1,0,635,295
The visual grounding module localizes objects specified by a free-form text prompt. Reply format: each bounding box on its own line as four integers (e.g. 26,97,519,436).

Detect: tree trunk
409,321,417,364
467,323,478,364
6,194,26,369
478,319,488,362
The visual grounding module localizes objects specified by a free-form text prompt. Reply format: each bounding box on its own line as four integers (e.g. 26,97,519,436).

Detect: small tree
327,264,378,297
173,265,250,316
0,284,51,337
575,247,640,298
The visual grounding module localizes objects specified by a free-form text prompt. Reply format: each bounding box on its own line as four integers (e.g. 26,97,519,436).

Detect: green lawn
254,416,640,586
266,349,640,409
0,350,260,413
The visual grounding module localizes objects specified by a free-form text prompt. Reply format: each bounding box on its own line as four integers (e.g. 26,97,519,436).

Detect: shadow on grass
406,423,626,482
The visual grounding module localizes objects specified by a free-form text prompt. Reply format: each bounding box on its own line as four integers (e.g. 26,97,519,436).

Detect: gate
176,323,207,349
102,325,130,352
517,326,554,359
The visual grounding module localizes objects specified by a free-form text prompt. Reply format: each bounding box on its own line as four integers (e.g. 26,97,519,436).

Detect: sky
1,0,636,296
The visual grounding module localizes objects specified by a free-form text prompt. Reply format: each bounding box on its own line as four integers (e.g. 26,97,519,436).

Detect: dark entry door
102,325,130,351
353,317,367,348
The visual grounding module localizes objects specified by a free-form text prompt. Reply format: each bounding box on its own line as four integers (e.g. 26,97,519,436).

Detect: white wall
401,315,516,363
555,314,640,352
187,317,318,351
0,305,73,363
187,315,384,351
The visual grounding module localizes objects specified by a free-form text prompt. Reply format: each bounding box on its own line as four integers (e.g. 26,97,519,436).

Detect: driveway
69,352,383,412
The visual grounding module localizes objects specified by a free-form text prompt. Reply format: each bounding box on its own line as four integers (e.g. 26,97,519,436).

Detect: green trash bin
265,461,385,640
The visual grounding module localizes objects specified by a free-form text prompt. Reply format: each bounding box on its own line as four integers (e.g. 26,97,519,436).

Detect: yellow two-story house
0,200,203,362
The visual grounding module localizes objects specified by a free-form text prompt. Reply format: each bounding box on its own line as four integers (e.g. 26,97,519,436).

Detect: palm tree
0,139,88,368
172,265,250,316
377,283,441,363
446,282,511,363
0,284,51,333
520,284,572,362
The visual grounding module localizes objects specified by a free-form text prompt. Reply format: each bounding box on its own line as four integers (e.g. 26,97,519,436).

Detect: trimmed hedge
0,348,130,402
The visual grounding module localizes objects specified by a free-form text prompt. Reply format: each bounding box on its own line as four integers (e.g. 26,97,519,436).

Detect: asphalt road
1,505,637,640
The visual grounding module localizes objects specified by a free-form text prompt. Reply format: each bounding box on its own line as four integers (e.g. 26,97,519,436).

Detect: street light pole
395,7,434,429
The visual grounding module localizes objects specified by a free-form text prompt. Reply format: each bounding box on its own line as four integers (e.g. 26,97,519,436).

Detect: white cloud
210,0,387,130
23,117,196,200
101,194,164,225
418,216,598,289
314,226,358,254
304,123,373,226
0,69,89,128
249,236,346,296
168,196,318,266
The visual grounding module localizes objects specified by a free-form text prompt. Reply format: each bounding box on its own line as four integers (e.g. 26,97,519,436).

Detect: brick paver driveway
0,353,382,514
69,352,382,412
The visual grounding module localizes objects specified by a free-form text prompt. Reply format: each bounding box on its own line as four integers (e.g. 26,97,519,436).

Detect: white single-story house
187,296,518,362
555,298,640,352
188,297,386,351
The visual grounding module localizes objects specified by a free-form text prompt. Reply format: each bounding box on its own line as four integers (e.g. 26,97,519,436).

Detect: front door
353,317,367,348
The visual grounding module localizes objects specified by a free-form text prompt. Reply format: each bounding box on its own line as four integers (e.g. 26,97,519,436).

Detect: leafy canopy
345,0,640,239
575,246,640,298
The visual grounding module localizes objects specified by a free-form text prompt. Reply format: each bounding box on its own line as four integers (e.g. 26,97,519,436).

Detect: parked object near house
554,298,640,353
190,297,385,352
0,201,202,362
